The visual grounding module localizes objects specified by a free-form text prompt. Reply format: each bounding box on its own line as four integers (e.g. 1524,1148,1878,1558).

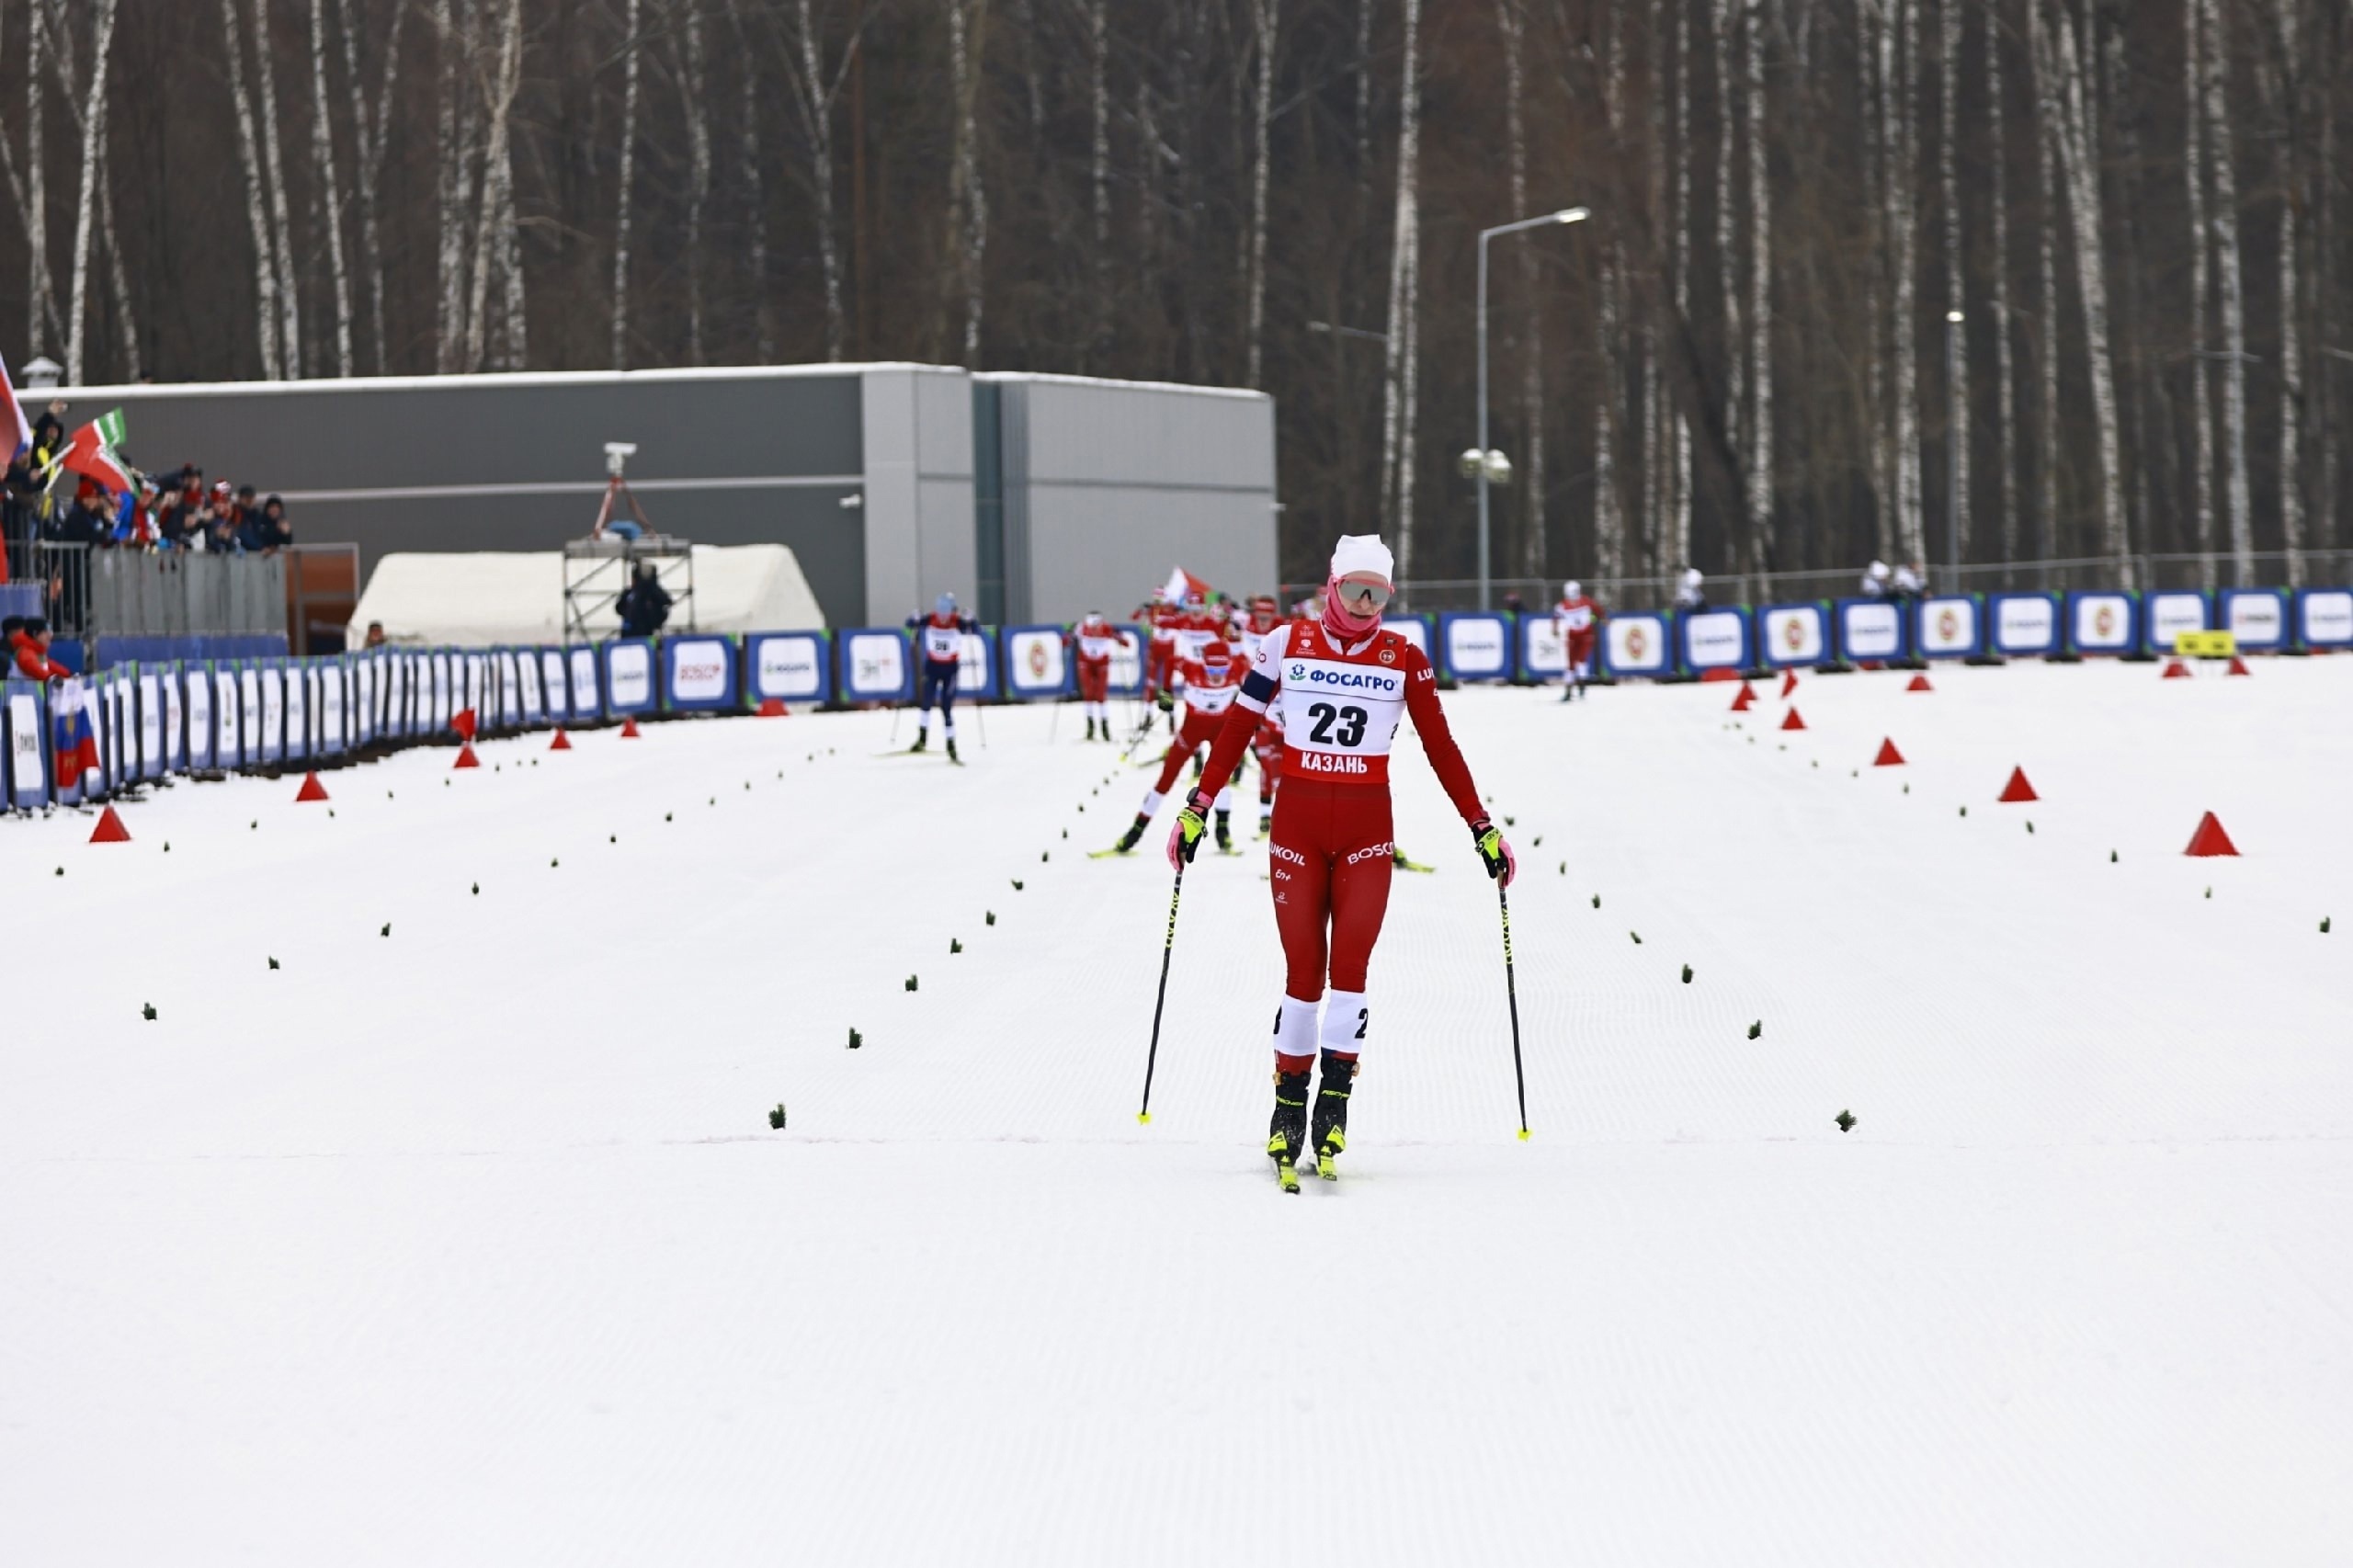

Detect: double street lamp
1472,207,1587,611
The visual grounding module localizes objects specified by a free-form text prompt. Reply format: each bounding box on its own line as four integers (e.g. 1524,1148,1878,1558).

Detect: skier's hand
1471,816,1517,886
1167,790,1211,869
1154,689,1176,713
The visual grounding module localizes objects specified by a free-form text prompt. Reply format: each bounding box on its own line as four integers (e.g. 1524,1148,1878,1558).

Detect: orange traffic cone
453,744,481,769
2163,659,2192,679
1872,737,1906,767
1998,767,2039,802
2183,812,2239,858
295,771,329,802
1906,673,1934,692
1731,684,1755,712
620,716,642,739
550,729,573,751
2227,655,2251,676
1779,708,1807,732
758,697,788,717
89,805,131,843
1780,669,1799,698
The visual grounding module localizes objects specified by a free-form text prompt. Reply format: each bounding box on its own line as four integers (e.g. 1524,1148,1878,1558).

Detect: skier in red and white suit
1112,638,1247,854
1067,612,1120,741
1241,595,1287,833
1134,592,1185,710
1552,580,1605,701
1170,535,1517,1182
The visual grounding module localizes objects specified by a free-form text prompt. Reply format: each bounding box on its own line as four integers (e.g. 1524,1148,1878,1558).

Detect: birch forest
6,0,2350,587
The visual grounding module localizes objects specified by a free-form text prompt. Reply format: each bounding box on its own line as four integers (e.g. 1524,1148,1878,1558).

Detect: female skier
1168,534,1516,1190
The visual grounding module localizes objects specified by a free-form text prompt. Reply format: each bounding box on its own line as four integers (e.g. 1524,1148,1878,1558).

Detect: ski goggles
1333,575,1393,613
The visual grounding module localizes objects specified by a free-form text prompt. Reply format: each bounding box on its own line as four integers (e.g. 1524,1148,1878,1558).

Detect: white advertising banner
138,676,161,775
1995,595,2058,655
756,635,826,699
2146,592,2209,649
1916,597,1979,656
2301,589,2353,648
285,667,307,756
570,647,598,717
1444,616,1511,680
216,671,240,763
1683,609,1747,669
1605,615,1670,676
433,654,451,730
8,691,43,803
668,638,732,703
541,650,569,715
163,672,185,769
2225,592,2285,649
1521,615,1567,676
501,653,523,723
845,631,907,699
186,672,211,767
261,667,284,760
2072,593,2134,653
518,651,543,721
1763,606,1825,666
323,666,345,749
1006,630,1066,696
1840,601,1903,659
608,642,654,709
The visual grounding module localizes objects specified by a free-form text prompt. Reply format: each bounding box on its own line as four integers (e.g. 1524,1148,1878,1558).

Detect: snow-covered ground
4,659,2348,1565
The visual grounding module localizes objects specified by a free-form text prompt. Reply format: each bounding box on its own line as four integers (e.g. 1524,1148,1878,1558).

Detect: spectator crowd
4,400,294,579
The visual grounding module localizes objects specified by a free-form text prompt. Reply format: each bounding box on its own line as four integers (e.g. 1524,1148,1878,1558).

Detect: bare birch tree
2185,0,2215,567
1941,0,1967,562
1593,0,1628,584
1745,0,1773,568
612,0,643,368
946,0,989,364
308,0,356,376
1244,0,1276,389
462,0,525,371
27,6,51,354
2038,0,2126,572
782,0,865,362
1379,0,1424,574
1495,0,1547,579
1985,0,2018,570
724,0,772,361
62,0,119,386
246,0,304,376
2197,0,2253,582
222,0,287,377
682,0,712,364
334,0,404,373
1883,0,1924,563
2264,0,2303,583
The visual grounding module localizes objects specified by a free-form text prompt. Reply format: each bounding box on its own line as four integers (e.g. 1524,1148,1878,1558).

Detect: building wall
50,367,874,628
985,374,1278,623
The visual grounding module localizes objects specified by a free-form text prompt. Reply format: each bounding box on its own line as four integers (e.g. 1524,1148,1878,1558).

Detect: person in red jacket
1066,611,1120,741
6,616,72,681
1169,535,1517,1190
1552,579,1606,701
1132,591,1184,712
1108,636,1246,856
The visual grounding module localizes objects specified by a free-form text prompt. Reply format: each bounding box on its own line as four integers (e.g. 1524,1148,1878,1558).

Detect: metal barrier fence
28,543,290,644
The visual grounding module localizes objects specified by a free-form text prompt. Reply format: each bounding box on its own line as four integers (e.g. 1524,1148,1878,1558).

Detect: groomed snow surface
5,659,2348,1565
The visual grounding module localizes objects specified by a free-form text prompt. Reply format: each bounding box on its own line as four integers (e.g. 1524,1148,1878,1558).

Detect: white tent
348,543,825,647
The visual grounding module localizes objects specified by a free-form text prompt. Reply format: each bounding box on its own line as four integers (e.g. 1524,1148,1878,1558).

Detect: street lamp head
1554,207,1590,224
1460,448,1489,482
1947,310,1964,324
1483,450,1515,488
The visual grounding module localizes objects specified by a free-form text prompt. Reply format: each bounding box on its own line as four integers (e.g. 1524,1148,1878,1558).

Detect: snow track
4,661,2348,1563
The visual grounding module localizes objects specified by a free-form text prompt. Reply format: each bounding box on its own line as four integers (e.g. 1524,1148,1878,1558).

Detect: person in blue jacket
905,593,978,759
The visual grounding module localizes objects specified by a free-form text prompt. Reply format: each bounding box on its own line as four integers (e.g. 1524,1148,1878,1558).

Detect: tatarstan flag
58,409,134,498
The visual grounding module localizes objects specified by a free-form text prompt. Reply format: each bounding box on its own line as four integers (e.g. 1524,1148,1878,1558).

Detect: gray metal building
46,364,1278,630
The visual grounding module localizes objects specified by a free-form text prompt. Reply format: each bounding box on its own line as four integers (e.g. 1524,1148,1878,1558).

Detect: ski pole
1498,881,1530,1140
1135,861,1188,1123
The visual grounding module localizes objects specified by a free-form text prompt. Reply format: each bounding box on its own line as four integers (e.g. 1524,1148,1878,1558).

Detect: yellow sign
2174,630,2236,658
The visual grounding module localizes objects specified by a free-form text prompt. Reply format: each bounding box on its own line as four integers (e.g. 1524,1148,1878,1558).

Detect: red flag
452,708,478,741
0,354,29,461
58,415,134,498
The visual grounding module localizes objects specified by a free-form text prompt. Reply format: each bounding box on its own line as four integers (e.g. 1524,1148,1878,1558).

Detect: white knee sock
1319,989,1368,1056
1272,994,1321,1061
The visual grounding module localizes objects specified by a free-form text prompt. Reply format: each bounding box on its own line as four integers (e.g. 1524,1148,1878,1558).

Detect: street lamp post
1945,310,1962,588
1476,208,1588,611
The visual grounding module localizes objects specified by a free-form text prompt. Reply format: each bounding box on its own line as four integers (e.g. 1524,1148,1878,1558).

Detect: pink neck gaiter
1321,576,1381,642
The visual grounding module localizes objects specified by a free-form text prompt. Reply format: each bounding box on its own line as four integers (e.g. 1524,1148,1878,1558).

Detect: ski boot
1258,808,1273,838
946,737,960,763
1311,1050,1358,1180
1085,717,1097,741
1114,813,1150,854
908,732,928,754
1267,1062,1313,1193
1214,810,1233,854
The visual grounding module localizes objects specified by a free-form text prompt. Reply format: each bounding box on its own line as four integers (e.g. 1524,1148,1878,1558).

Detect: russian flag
52,676,101,786
1160,565,1213,605
0,354,28,461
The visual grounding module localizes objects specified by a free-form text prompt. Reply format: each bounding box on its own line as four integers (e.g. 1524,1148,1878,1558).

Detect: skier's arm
1402,651,1485,825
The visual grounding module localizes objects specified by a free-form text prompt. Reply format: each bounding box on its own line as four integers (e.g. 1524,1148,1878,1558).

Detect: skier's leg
1266,809,1333,1173
1308,792,1393,1167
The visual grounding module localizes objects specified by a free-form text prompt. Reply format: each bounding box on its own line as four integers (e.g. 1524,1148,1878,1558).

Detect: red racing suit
1138,602,1186,698
1146,648,1245,801
1553,594,1604,675
1196,619,1484,1017
1069,619,1119,702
